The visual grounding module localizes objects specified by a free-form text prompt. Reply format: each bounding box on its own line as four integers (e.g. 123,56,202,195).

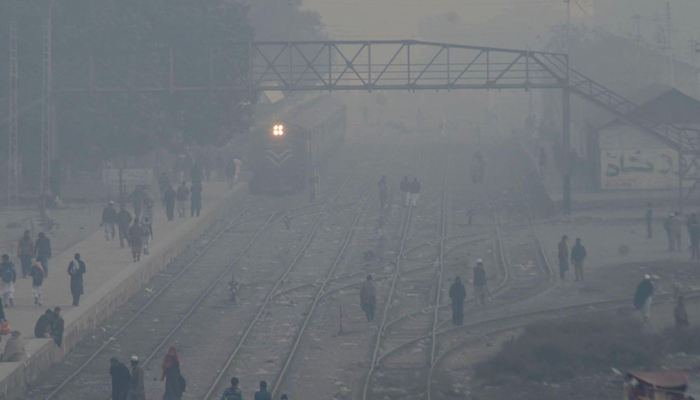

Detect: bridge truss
11,40,700,213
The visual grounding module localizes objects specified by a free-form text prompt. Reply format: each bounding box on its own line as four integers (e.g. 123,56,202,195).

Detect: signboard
600,149,695,190
102,168,153,187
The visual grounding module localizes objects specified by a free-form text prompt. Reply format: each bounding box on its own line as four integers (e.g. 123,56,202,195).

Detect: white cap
476,259,483,264
131,355,139,362
644,274,651,280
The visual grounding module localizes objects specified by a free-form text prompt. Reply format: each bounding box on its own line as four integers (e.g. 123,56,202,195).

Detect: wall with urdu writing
599,124,695,190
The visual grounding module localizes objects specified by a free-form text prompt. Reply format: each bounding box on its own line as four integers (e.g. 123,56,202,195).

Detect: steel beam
8,21,18,207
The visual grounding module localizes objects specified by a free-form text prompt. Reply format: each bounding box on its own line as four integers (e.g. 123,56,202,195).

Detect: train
249,95,347,195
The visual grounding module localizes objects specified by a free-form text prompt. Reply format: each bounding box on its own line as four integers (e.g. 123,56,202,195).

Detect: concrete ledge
0,185,248,400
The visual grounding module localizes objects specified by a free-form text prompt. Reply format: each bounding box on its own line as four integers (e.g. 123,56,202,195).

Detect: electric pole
8,21,19,208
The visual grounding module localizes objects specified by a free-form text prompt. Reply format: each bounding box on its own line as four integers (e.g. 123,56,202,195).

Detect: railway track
201,136,408,399
29,138,378,400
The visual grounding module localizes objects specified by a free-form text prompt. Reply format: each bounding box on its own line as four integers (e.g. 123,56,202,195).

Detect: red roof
628,370,699,389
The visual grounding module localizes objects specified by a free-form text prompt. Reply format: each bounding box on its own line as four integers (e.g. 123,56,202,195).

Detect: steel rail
43,201,257,400
202,138,388,400
270,138,403,398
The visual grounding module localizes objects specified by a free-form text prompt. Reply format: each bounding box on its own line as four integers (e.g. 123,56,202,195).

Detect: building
588,84,700,191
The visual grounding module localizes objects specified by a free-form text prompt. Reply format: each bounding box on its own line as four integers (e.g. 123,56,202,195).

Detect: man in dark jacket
570,238,587,282
117,206,133,249
35,232,52,278
190,181,203,217
664,214,674,252
102,201,118,240
164,185,176,221
68,253,86,306
255,381,272,400
399,176,410,207
51,307,64,347
132,188,143,221
220,377,242,400
409,178,421,207
17,230,34,278
634,275,654,322
449,276,466,326
34,309,53,338
558,235,569,280
110,357,131,400
473,259,487,305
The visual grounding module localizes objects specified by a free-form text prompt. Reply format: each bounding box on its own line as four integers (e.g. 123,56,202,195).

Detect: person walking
359,275,377,322
164,185,176,221
142,192,154,233
128,356,147,400
674,295,689,328
409,178,421,207
220,377,242,400
34,309,53,338
190,181,203,217
51,307,64,346
449,276,466,326
558,235,569,280
645,203,653,239
571,238,587,282
17,230,34,278
633,275,654,322
226,159,237,189
255,381,272,400
142,217,152,255
117,206,133,249
0,255,16,307
378,176,388,211
162,346,185,400
664,214,674,252
689,214,700,260
68,253,86,306
132,187,143,221
35,232,52,278
30,260,45,306
176,182,189,218
473,260,487,306
102,201,118,240
110,357,131,400
128,219,144,263
158,173,171,206
400,176,410,207
671,212,683,252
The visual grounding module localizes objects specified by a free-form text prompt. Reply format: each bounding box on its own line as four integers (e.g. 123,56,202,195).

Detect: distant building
588,84,700,190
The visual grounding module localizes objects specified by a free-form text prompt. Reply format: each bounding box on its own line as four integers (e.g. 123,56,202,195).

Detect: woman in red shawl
161,346,185,400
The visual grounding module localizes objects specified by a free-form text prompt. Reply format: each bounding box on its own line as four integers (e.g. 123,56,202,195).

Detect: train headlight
273,124,284,136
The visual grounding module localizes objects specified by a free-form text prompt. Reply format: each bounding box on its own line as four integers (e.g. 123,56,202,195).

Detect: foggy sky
302,0,700,62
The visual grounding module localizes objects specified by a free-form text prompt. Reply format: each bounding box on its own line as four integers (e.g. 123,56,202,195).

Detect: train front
249,122,308,195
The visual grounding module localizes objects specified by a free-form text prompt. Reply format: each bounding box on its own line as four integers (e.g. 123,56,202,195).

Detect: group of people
159,177,204,221
449,259,489,326
358,259,490,328
109,348,288,400
399,176,421,207
557,235,587,282
662,210,700,259
4,230,63,307
102,200,154,263
33,306,65,345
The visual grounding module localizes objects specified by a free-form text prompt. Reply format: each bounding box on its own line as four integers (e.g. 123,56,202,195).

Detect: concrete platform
0,182,247,400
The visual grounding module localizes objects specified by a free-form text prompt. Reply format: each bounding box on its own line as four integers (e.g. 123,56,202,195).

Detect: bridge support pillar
562,88,572,215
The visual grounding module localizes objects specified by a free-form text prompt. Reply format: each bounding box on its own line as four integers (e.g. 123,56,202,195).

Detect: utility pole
666,1,674,87
40,6,53,219
8,21,19,208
